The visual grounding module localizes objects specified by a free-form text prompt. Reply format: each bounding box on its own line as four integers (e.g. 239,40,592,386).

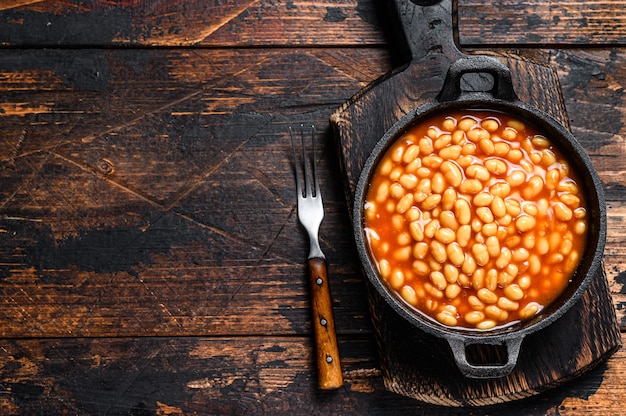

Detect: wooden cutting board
330,0,621,406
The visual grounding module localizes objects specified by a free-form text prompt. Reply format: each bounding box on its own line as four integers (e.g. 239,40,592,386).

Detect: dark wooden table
0,1,625,414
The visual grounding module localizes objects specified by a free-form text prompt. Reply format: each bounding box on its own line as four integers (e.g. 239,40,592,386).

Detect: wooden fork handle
308,257,343,390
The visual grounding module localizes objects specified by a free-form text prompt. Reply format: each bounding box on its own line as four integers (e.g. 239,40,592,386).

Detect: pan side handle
435,55,520,103
447,337,524,379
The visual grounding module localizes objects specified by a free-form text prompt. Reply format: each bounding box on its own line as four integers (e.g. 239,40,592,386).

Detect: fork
290,124,343,390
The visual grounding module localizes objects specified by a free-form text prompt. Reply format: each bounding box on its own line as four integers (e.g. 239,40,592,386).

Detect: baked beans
363,111,588,330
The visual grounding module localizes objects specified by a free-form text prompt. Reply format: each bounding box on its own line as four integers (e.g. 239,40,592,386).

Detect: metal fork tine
310,125,321,199
301,124,313,198
289,126,303,198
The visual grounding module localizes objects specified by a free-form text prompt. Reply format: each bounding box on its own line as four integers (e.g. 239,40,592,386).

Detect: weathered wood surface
3,336,626,415
0,0,624,414
0,47,388,339
0,0,624,47
458,0,626,46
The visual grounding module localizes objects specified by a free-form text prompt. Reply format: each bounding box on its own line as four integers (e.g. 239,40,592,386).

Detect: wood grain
307,257,343,389
0,48,388,338
0,0,624,413
458,0,626,46
0,0,388,47
0,1,623,47
1,334,626,415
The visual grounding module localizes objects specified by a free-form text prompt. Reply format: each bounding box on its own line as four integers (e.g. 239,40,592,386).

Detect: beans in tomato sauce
363,111,588,330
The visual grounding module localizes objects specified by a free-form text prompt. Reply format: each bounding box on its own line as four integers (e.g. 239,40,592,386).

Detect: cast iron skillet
353,55,607,378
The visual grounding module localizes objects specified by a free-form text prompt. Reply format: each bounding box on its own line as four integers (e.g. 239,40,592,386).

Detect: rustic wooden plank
0,134,372,337
0,48,389,338
0,334,625,415
458,0,626,46
0,47,390,164
0,0,388,47
0,0,624,47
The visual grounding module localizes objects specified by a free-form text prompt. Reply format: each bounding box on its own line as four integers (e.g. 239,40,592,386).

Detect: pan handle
435,55,520,103
409,0,442,4
447,336,524,379
392,0,463,61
